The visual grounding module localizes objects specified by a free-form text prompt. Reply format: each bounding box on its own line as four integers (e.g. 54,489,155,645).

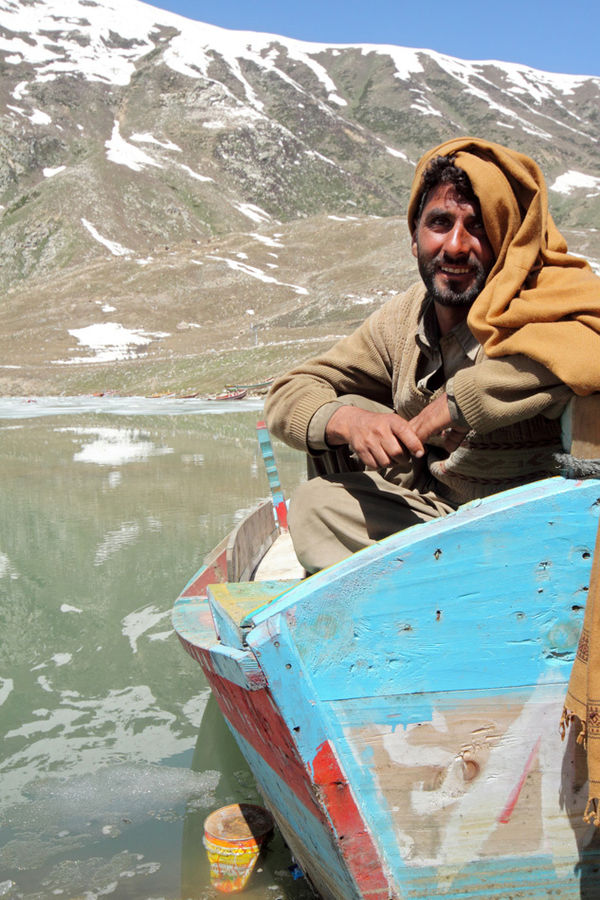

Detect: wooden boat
224,379,275,393
172,399,600,899
212,388,248,401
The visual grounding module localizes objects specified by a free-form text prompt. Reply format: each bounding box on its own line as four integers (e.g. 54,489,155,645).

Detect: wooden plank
226,499,279,582
180,499,281,601
324,684,590,889
172,595,266,690
563,393,600,458
207,580,300,649
254,531,305,581
180,538,229,599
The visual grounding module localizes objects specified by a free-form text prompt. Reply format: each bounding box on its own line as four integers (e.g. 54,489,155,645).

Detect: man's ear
411,229,418,259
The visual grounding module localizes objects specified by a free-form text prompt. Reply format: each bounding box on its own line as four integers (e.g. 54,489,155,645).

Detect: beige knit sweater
265,283,572,506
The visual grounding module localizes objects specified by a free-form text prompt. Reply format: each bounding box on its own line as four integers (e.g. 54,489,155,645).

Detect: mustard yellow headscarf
407,137,600,395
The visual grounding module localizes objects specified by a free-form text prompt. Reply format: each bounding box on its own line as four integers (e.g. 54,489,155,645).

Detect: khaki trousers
288,397,456,574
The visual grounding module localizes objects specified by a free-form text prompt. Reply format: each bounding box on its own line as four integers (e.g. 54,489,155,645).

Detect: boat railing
226,499,280,583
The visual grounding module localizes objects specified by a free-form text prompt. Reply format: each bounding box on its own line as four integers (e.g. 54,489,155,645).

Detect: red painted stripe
275,500,288,530
181,548,228,597
312,741,391,897
203,667,327,823
498,736,542,824
180,641,392,896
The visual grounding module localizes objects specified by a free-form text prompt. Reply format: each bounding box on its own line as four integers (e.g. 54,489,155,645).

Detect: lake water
0,397,312,900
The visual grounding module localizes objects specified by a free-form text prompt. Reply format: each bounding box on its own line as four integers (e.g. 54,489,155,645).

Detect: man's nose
445,222,471,256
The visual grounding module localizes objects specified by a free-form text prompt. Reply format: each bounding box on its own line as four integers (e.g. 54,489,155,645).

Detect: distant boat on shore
223,379,274,393
211,388,248,401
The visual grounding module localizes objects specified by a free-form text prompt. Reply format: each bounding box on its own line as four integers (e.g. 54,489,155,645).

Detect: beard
417,253,489,308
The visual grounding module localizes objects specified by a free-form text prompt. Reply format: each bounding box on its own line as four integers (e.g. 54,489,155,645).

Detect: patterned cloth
561,518,600,825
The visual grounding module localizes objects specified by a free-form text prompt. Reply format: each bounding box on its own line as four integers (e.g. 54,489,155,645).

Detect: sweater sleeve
452,353,573,434
264,290,416,451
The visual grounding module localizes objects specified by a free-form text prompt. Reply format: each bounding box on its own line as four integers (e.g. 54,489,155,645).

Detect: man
265,137,600,573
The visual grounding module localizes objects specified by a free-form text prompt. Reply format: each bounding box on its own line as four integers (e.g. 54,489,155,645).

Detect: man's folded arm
449,354,573,434
265,312,396,452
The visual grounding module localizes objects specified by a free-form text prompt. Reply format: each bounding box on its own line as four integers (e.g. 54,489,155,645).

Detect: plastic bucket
203,803,274,893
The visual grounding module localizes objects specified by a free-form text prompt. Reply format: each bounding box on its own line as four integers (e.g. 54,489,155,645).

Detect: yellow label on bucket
203,803,274,894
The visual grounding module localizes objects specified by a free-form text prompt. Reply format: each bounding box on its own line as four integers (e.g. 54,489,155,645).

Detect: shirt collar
416,296,479,362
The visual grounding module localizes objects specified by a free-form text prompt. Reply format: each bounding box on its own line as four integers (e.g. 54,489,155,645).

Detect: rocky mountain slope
0,0,598,395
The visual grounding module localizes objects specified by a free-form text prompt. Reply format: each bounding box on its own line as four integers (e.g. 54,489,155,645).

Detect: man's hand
325,406,425,470
410,393,468,452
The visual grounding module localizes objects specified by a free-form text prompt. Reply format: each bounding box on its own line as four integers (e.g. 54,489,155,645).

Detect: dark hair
414,155,477,225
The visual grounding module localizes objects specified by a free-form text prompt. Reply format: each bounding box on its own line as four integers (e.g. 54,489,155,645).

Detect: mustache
417,250,490,307
436,252,485,273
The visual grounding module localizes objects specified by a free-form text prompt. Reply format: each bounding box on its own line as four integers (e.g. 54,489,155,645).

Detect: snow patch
81,218,133,257
233,202,272,224
54,322,169,365
30,107,51,125
178,163,213,182
12,80,28,100
37,675,53,694
385,146,408,160
410,99,443,118
130,132,182,152
105,120,163,172
207,255,308,295
249,232,284,248
43,165,66,178
550,170,600,196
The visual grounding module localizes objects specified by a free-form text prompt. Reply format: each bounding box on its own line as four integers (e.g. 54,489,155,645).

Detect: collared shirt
416,297,478,386
307,297,477,450
415,298,479,427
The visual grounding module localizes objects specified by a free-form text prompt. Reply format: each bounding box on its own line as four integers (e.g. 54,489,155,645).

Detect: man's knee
288,477,334,572
288,473,378,573
288,478,326,540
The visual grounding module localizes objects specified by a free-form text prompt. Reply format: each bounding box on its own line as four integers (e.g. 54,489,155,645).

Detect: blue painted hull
174,476,600,898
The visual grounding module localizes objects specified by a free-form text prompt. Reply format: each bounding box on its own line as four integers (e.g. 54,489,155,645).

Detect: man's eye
428,216,450,228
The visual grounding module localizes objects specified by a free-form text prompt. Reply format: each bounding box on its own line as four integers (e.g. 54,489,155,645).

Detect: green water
0,399,311,899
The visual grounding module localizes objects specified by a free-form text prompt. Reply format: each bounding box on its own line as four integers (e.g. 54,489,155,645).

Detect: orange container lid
204,804,274,845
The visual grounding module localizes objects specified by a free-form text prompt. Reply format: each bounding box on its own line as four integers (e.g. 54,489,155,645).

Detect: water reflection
0,402,308,898
60,425,175,466
182,696,313,900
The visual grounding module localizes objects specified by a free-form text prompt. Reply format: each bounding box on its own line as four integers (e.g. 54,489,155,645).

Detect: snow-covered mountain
0,0,598,395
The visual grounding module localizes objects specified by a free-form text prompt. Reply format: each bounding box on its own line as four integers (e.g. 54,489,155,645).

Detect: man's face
411,183,495,308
